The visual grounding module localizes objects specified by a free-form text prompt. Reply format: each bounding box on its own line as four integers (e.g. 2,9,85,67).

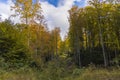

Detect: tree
50,27,61,57
12,0,42,24
67,0,120,67
0,20,29,68
11,0,42,48
68,6,85,67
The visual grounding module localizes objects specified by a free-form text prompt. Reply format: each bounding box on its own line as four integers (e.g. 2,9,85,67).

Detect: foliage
0,20,30,69
68,0,120,67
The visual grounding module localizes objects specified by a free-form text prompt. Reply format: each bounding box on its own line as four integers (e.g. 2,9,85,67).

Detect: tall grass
0,63,120,80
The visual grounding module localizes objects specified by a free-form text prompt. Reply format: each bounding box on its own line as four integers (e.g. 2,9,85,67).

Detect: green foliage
68,0,120,67
0,20,30,69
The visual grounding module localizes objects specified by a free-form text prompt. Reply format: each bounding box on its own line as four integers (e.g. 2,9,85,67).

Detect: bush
0,36,30,69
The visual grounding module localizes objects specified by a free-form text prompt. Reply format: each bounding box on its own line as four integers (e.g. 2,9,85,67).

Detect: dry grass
0,66,120,80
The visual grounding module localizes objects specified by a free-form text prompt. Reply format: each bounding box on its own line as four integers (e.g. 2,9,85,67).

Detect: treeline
0,19,61,69
0,0,62,69
0,0,120,69
68,0,120,67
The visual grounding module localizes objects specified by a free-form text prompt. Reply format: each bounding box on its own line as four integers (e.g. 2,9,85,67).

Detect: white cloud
40,0,83,39
85,0,92,6
0,1,12,19
0,0,20,23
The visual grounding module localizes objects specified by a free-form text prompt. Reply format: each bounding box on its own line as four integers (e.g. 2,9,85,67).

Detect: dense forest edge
0,0,120,80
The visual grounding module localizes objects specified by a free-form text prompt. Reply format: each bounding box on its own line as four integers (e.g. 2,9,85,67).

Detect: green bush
0,36,30,69
0,20,30,69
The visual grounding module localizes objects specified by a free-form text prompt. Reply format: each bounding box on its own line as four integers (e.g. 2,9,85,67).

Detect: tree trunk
98,17,108,67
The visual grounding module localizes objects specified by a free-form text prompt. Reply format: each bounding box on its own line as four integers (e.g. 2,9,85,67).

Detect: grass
73,67,120,80
0,65,120,80
0,67,38,80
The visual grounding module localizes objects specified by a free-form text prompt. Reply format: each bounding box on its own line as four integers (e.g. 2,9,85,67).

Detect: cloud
40,0,83,39
0,1,12,19
85,0,91,6
0,0,20,23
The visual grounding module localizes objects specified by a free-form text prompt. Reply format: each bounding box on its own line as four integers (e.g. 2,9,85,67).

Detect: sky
0,0,88,39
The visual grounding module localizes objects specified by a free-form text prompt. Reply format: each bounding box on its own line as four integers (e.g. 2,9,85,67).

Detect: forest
0,0,120,80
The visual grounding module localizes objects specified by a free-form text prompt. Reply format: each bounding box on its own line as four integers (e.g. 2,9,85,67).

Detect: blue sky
0,0,87,39
44,0,60,7
0,0,6,3
0,0,86,7
40,0,86,7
